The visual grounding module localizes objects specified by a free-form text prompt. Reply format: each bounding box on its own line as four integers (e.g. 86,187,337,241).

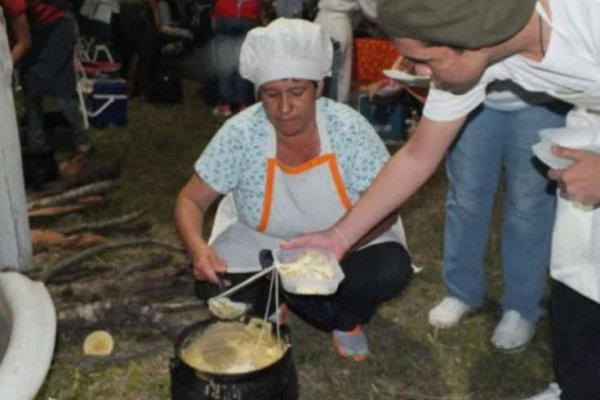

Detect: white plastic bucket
0,272,56,400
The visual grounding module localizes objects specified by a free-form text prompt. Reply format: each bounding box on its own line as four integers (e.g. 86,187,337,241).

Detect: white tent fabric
0,272,56,400
0,8,32,270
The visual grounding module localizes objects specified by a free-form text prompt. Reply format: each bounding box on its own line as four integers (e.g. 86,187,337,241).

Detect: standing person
1,0,31,63
283,0,600,398
314,0,376,103
174,18,413,362
210,0,268,117
364,59,566,352
430,85,567,352
22,0,92,155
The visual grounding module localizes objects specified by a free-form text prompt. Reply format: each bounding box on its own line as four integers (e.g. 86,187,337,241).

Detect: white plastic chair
74,36,122,129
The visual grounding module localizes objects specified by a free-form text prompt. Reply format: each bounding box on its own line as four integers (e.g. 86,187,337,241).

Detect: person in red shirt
1,0,31,63
21,0,92,160
210,0,271,117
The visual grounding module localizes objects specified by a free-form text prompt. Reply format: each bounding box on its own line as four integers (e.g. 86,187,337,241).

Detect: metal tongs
208,250,277,319
211,264,276,300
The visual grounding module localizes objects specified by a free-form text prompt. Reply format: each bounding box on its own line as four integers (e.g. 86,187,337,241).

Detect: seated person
174,18,413,362
360,55,427,103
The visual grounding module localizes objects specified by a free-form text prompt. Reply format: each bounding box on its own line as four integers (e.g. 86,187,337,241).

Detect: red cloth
1,0,26,19
28,0,65,26
213,0,260,20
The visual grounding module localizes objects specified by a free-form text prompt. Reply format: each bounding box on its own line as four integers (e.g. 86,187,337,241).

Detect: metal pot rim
174,316,292,380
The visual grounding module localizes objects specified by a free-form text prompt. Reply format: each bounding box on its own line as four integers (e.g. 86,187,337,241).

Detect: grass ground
33,82,553,400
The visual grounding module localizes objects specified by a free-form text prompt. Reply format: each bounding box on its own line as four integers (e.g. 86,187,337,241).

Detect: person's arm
389,56,428,103
350,207,398,249
174,174,225,284
548,145,600,206
144,0,162,29
9,13,31,63
338,116,465,246
369,56,406,99
283,115,466,259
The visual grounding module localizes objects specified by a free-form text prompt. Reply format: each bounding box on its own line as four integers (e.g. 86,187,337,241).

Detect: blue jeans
26,93,88,148
23,14,88,149
213,16,258,106
443,103,567,322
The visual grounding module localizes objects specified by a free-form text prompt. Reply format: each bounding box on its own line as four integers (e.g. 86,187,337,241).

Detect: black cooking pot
170,317,298,400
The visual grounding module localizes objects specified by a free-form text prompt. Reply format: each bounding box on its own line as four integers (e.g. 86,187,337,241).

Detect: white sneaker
428,297,473,328
491,310,536,352
520,382,561,400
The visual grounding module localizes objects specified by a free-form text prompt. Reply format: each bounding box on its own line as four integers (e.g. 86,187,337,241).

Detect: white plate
532,140,573,169
383,69,430,87
532,126,600,169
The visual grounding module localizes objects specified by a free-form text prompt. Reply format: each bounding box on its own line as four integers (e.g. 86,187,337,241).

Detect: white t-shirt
484,81,559,112
79,0,120,24
424,0,600,121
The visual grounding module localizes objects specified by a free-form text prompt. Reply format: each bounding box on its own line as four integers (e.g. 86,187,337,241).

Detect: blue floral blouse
195,97,390,229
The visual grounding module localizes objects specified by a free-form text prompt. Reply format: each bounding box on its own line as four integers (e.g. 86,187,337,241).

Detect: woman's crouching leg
332,241,413,330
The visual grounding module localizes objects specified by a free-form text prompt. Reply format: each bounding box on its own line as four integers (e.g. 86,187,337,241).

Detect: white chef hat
239,18,333,87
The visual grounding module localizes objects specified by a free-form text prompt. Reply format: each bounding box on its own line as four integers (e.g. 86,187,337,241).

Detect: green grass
33,82,553,400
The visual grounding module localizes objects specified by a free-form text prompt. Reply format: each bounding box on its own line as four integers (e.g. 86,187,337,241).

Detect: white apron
208,110,406,273
537,3,600,303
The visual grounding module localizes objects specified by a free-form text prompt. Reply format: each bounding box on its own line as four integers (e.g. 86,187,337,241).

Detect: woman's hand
191,244,227,284
363,80,385,99
281,228,349,261
174,175,223,284
548,145,600,207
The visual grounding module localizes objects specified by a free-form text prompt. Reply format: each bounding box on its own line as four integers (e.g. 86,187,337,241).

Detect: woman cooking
174,18,413,362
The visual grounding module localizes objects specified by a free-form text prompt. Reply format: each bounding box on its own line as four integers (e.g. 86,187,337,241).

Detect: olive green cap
377,0,537,49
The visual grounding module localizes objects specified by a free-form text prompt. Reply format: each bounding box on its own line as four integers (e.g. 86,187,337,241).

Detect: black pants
196,242,413,331
552,280,600,400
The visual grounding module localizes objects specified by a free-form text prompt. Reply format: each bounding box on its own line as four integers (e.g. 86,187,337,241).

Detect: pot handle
259,249,274,269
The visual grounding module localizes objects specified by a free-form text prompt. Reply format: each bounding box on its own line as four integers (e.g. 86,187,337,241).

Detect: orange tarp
352,38,400,83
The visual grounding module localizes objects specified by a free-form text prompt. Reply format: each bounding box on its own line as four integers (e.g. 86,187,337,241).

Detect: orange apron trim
257,154,352,232
328,155,353,211
257,158,277,232
273,154,334,174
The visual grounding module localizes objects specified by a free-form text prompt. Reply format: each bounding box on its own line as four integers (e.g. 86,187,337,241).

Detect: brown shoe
59,153,87,178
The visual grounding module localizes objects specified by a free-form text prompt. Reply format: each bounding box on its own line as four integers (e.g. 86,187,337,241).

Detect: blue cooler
358,94,407,143
90,79,128,129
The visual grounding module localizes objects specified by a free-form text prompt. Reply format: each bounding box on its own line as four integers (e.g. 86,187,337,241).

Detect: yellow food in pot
180,319,288,374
